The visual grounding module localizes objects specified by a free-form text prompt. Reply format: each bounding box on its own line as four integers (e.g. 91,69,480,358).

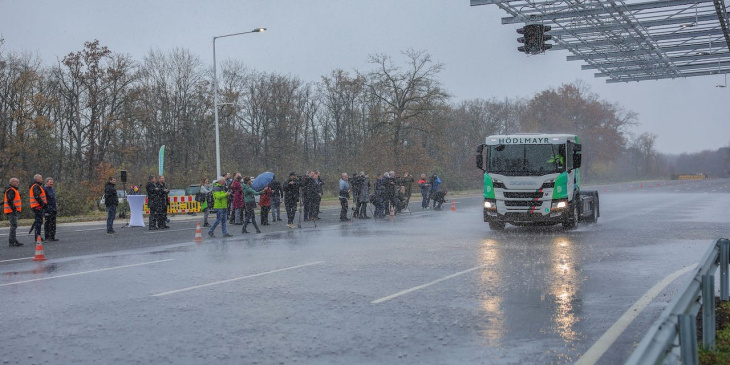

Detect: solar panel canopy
471,0,730,83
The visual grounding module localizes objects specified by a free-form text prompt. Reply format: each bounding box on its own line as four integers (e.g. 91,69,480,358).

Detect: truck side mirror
476,144,485,171
573,154,582,169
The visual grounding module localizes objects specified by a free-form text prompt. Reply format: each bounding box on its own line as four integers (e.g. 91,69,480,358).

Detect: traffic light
542,25,553,51
517,24,552,54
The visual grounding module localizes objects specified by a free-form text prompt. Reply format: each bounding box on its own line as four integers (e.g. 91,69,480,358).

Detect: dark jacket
146,181,158,206
374,178,386,197
269,179,283,201
283,178,300,205
157,182,169,207
104,182,119,207
301,176,317,198
44,186,57,212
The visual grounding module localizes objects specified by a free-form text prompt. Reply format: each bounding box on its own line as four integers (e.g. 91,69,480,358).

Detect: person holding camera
338,173,350,221
283,172,301,229
355,172,371,219
301,171,316,221
269,176,283,222
418,173,431,210
385,171,398,216
429,174,442,210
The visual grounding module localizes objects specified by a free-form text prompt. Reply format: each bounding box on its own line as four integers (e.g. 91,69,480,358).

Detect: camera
351,174,366,188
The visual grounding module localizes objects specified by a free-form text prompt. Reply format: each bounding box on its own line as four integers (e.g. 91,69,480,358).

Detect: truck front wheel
562,199,579,230
489,221,506,231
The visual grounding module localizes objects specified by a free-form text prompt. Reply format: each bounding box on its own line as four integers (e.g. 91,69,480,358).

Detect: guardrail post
702,274,716,350
679,314,699,365
720,239,730,301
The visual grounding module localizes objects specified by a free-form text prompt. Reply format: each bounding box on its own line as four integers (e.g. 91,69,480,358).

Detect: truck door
566,142,575,199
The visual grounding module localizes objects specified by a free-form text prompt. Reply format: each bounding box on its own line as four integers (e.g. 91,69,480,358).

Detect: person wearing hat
208,176,233,237
283,172,301,229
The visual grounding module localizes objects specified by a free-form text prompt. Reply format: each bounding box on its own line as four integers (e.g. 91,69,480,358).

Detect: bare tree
365,49,450,162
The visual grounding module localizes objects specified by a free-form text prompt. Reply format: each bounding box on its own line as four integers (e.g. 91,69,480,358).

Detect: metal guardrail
626,238,730,365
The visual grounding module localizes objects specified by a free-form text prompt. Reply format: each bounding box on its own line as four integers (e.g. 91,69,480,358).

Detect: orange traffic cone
451,200,456,211
389,205,395,218
32,236,47,261
194,222,203,243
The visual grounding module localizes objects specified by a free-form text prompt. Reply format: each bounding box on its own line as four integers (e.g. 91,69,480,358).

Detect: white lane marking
0,257,34,263
372,264,487,304
73,228,107,232
0,259,175,287
574,264,697,365
146,228,193,234
152,261,325,297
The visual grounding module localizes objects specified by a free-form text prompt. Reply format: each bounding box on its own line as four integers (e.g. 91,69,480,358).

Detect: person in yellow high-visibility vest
29,174,47,242
4,178,22,247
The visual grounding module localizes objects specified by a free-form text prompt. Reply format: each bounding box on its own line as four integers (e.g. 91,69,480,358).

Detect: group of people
3,169,448,247
4,174,58,247
339,171,445,220
201,173,277,237
144,175,171,230
196,170,445,237
197,171,326,237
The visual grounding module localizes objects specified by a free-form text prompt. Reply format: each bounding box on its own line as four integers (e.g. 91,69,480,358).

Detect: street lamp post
213,27,266,178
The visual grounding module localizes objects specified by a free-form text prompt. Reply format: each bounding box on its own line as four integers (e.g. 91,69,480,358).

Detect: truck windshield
487,144,566,176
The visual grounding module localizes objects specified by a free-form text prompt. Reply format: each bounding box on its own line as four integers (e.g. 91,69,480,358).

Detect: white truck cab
476,133,599,230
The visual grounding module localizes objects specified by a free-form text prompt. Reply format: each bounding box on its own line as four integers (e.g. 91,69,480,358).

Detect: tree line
1,38,723,217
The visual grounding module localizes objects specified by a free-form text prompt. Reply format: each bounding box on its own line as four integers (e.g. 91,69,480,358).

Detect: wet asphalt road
1,179,730,364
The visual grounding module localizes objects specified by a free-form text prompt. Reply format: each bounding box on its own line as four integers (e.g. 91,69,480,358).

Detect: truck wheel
489,222,505,231
562,201,579,230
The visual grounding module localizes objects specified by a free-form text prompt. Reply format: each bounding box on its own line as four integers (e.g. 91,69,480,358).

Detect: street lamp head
253,28,266,32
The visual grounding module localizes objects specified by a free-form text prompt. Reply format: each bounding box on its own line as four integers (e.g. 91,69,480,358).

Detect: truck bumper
484,207,570,225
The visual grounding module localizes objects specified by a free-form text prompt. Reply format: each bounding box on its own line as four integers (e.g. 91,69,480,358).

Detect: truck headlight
551,199,568,211
484,199,497,210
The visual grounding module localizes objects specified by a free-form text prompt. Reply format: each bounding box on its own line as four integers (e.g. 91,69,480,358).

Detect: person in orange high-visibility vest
29,174,47,242
4,178,23,247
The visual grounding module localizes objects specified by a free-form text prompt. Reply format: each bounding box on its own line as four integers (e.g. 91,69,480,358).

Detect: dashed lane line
151,261,325,297
0,259,175,287
371,264,488,304
0,257,34,264
574,264,697,365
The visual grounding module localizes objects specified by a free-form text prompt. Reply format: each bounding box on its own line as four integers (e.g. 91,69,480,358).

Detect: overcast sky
1,0,727,154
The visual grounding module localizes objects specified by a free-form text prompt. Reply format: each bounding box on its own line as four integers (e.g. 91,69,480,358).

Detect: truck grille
505,200,543,207
504,192,543,199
